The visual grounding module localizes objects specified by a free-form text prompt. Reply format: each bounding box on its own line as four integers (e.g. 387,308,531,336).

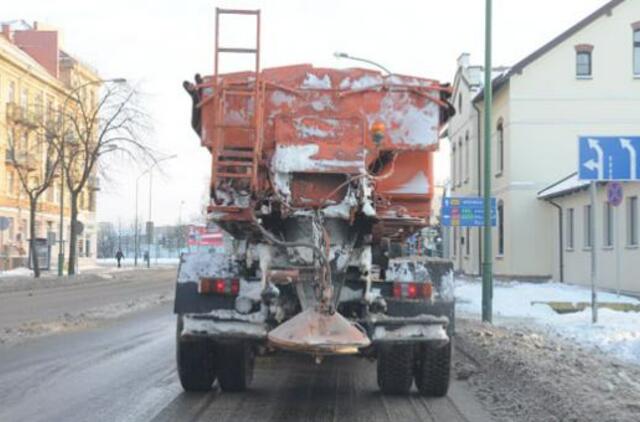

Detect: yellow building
0,21,100,271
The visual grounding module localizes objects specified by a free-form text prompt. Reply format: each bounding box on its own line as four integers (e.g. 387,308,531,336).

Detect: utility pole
482,0,494,323
590,181,598,323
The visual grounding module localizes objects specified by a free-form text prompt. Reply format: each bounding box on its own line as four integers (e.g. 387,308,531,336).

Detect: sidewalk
456,278,640,365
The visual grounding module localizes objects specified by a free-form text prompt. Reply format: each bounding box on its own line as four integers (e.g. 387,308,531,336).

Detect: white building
450,0,640,293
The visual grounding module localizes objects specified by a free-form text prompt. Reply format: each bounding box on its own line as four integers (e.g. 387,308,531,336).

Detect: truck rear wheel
414,341,451,397
377,345,414,395
176,316,216,391
217,342,254,392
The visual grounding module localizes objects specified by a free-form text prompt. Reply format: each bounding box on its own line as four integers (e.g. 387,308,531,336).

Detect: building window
8,81,15,103
458,138,463,186
451,145,457,187
46,185,54,202
628,196,638,246
604,202,613,248
20,88,28,108
7,171,14,196
497,200,505,256
496,120,504,175
465,227,471,256
567,208,575,250
584,204,593,248
464,132,470,183
458,93,463,114
575,44,593,77
634,29,640,76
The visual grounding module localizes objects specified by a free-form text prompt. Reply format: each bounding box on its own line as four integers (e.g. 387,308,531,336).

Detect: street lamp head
334,51,349,59
106,78,127,84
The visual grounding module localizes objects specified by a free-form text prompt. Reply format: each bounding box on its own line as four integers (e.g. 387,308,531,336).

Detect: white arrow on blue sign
579,136,640,181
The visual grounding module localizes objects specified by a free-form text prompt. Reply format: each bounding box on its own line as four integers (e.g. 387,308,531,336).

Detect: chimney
1,24,11,42
33,21,39,30
457,53,470,68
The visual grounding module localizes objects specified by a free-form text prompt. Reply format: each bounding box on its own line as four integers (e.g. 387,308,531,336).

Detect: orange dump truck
175,8,455,396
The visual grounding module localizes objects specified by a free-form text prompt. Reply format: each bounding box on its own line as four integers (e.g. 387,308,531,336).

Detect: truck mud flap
180,315,268,341
366,315,449,347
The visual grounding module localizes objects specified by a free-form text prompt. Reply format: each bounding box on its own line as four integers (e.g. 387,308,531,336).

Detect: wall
551,183,640,295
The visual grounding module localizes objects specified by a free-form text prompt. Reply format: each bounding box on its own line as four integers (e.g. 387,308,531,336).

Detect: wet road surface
0,304,492,422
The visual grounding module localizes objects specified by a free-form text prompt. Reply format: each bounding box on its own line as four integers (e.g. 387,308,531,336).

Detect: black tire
377,345,414,395
217,342,254,392
176,316,217,391
414,341,452,397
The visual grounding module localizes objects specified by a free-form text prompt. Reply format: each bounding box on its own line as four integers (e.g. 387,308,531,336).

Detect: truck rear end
175,7,455,396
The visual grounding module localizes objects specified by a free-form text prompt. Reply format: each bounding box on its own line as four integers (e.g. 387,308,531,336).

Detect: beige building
449,0,640,293
0,21,100,271
539,177,639,296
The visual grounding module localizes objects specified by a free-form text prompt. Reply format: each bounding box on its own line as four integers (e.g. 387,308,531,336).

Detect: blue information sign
441,197,497,227
579,136,640,181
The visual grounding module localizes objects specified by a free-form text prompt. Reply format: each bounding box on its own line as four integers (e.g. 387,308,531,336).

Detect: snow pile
0,267,34,278
456,279,640,364
96,258,179,267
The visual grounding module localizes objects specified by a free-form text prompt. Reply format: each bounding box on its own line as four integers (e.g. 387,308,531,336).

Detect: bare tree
60,82,155,275
6,103,62,277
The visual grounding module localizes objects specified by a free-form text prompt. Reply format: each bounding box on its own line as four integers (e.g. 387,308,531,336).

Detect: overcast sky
5,0,607,225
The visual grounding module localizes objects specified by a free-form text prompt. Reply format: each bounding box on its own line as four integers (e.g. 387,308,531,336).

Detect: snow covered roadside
455,319,640,422
0,291,172,345
0,267,34,278
96,257,180,267
456,279,640,365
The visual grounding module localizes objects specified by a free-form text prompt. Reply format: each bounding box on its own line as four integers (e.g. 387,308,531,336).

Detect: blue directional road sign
441,197,497,227
579,136,640,181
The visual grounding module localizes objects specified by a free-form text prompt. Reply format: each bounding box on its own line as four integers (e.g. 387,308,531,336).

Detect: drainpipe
546,199,564,283
472,101,483,277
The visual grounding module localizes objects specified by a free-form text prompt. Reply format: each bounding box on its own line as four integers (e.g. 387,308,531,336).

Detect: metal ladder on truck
211,8,263,200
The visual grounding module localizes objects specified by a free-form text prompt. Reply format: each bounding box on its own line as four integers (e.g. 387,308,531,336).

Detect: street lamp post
133,154,177,267
133,169,147,267
482,0,494,323
57,77,126,276
333,52,392,75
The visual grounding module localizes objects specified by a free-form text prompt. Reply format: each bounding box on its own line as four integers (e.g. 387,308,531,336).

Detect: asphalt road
0,268,175,331
0,271,493,422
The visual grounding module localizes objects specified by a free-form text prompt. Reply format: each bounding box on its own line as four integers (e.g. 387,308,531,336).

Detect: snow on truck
175,8,456,396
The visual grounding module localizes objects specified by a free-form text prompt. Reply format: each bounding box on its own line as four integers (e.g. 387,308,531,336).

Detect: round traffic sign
607,182,624,207
74,221,85,235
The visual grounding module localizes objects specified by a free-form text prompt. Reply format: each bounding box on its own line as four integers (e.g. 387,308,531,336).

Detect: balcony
5,148,15,163
6,102,41,128
88,176,101,191
5,150,37,171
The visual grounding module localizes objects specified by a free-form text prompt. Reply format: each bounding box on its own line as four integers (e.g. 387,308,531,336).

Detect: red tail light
199,278,240,296
392,282,432,300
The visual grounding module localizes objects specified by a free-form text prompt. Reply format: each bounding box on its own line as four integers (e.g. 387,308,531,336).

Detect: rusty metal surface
268,308,371,355
197,62,450,240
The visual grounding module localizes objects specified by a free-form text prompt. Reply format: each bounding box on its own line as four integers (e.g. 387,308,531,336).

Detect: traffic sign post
607,182,624,296
579,136,639,323
589,181,598,324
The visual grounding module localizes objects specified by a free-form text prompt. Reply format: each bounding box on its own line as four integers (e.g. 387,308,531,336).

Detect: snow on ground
96,258,179,267
0,267,34,278
456,279,640,364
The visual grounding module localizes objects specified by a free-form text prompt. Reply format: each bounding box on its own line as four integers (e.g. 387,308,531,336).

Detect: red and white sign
187,225,223,247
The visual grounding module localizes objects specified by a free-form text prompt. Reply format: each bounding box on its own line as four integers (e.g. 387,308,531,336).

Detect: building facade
539,177,640,295
0,21,100,271
450,0,640,291
447,54,508,275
